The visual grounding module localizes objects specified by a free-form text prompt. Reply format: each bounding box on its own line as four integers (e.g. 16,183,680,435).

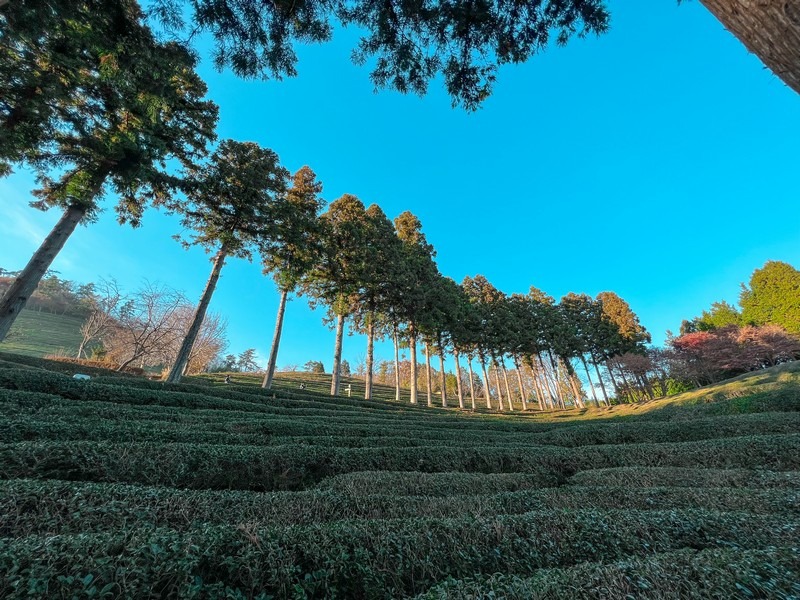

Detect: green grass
0,309,83,357
0,350,798,598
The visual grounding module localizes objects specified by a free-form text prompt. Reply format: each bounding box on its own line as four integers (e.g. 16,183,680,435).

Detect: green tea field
0,354,799,598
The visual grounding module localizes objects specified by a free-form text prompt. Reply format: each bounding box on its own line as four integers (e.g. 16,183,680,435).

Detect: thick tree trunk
262,289,289,389
581,356,600,407
365,318,374,400
480,357,492,410
330,313,345,396
453,348,465,410
0,203,86,342
500,359,514,412
393,328,401,402
467,358,477,410
439,349,447,408
513,355,528,411
700,0,800,95
424,342,433,407
409,330,418,404
166,247,227,383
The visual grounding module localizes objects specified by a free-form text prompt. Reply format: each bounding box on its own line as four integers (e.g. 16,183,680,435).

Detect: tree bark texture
492,363,505,411
700,0,800,95
467,359,477,410
500,360,514,412
480,359,492,409
365,318,374,400
581,356,600,407
393,328,401,402
593,359,610,405
262,289,289,389
453,348,465,410
513,356,528,411
330,313,345,396
0,203,86,342
425,342,433,407
439,350,447,408
409,331,418,404
166,247,227,383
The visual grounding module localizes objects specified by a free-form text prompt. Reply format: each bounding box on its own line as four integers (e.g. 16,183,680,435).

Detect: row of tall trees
1,0,650,407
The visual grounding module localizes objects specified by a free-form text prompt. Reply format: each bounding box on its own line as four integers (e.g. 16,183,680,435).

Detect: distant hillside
0,309,83,357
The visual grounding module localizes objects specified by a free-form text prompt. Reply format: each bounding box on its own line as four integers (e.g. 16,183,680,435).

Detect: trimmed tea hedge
1,479,797,538
0,509,796,599
415,546,800,599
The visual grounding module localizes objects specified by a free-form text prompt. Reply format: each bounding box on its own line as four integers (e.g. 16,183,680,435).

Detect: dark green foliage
0,510,796,599
416,546,800,599
153,0,610,110
1,352,799,597
569,467,800,489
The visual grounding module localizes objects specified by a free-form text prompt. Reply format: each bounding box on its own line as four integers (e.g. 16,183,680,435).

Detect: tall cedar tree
260,166,325,389
304,194,370,396
0,0,218,341
393,211,438,404
165,140,289,382
151,0,609,110
350,204,402,400
462,275,504,409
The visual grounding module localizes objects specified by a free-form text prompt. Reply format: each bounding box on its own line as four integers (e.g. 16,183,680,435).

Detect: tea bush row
569,466,800,489
1,478,797,539
0,509,796,599
414,546,800,599
2,434,799,491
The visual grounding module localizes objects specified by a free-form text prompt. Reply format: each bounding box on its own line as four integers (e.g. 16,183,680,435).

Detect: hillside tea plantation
0,353,799,598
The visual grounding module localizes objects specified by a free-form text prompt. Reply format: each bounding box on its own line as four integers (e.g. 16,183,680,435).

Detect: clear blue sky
1,0,799,373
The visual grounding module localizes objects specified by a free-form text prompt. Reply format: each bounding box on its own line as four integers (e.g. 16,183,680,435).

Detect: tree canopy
152,0,609,110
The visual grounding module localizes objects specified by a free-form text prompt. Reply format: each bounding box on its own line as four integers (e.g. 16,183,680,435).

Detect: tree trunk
500,359,514,412
700,0,800,95
606,360,621,399
262,289,289,389
365,317,374,400
492,362,505,411
453,348,465,410
480,357,492,409
393,327,401,402
581,356,600,407
166,247,227,383
330,313,345,396
0,203,86,342
569,370,585,409
409,329,418,404
528,359,545,410
536,353,555,409
424,342,433,407
547,351,566,409
513,355,528,411
592,359,610,405
439,349,447,408
467,358,477,410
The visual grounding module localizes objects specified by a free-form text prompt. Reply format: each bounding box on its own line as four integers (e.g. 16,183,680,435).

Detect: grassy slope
0,309,83,357
0,352,798,598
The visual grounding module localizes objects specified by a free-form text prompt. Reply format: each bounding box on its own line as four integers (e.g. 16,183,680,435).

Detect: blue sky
2,0,799,374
